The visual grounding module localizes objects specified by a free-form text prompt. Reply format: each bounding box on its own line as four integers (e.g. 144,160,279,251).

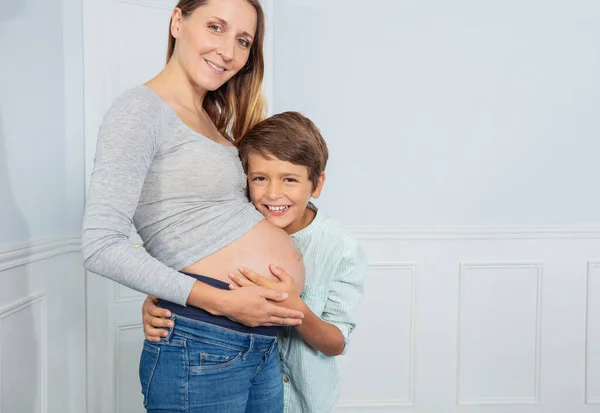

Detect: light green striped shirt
280,207,367,413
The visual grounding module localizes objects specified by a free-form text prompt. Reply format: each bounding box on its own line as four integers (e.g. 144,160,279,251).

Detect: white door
82,1,274,411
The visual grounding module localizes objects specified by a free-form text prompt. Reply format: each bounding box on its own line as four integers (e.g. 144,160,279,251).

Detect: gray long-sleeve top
82,86,263,306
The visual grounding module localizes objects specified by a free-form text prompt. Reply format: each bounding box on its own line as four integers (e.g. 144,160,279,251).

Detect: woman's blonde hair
167,0,267,142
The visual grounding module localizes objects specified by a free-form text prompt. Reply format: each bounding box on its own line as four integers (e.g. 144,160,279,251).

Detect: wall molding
0,237,82,272
4,226,594,272
349,225,600,240
456,262,543,405
585,261,600,405
368,263,416,406
0,293,48,413
337,399,413,408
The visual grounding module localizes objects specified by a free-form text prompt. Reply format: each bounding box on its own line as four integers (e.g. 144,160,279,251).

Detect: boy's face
246,152,325,234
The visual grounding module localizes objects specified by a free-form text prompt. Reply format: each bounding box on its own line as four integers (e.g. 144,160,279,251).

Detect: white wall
272,2,600,412
272,0,600,227
0,0,86,411
0,0,84,242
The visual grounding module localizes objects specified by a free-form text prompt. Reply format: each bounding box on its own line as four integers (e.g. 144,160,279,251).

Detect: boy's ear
311,172,326,199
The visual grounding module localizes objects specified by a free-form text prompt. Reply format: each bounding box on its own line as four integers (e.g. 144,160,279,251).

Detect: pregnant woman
82,0,305,411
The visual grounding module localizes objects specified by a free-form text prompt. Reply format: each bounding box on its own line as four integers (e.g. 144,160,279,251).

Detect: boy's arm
230,267,347,356
293,301,346,356
230,244,367,356
229,240,367,356
317,240,368,355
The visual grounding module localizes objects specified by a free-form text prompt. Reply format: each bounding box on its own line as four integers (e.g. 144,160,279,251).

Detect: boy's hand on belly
228,264,303,311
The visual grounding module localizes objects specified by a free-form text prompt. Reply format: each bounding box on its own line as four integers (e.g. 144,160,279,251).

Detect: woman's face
171,0,257,92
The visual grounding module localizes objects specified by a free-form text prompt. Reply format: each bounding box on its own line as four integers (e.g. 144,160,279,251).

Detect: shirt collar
290,202,321,240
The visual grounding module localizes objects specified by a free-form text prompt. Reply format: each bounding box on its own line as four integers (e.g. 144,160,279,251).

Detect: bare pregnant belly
182,219,306,291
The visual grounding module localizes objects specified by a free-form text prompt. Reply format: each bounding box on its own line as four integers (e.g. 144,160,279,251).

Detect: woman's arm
82,90,197,305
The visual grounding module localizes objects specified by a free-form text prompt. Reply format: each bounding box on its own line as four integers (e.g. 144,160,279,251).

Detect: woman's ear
170,8,184,39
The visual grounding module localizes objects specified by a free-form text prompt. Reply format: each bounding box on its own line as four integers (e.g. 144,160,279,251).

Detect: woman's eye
237,38,250,48
208,24,222,32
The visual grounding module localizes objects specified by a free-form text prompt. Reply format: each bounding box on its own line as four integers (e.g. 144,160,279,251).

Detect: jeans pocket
189,339,244,372
139,341,160,407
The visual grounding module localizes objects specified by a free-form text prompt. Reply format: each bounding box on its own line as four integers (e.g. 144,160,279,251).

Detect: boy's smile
246,153,324,234
265,205,290,216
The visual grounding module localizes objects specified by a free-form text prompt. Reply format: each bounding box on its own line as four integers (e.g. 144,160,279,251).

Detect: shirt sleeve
320,239,368,355
81,90,196,306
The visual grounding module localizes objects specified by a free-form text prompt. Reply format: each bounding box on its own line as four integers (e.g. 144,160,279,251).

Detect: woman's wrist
186,281,229,316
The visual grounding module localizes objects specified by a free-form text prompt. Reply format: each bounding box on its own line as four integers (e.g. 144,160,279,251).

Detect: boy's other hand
142,295,174,342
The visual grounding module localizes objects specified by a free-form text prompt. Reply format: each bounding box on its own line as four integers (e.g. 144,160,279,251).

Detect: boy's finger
149,316,174,328
149,307,171,318
228,272,255,287
239,266,270,287
144,335,162,343
269,264,291,282
145,332,166,341
144,325,168,339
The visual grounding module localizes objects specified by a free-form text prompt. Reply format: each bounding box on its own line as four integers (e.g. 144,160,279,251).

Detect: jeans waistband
157,272,282,337
165,313,278,353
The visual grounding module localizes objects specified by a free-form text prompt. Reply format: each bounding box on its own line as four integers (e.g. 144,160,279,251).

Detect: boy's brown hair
237,111,329,189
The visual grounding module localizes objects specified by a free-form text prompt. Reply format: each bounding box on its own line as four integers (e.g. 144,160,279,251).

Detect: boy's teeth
268,205,289,212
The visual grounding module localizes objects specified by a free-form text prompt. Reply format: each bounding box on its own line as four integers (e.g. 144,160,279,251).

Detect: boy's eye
284,178,298,183
252,177,266,182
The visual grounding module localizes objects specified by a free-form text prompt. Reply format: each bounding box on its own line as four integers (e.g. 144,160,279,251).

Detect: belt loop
266,336,278,355
242,335,254,360
164,315,176,343
262,336,278,364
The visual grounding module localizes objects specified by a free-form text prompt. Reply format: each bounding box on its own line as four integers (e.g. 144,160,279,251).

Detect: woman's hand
142,296,173,342
228,264,304,312
217,285,303,326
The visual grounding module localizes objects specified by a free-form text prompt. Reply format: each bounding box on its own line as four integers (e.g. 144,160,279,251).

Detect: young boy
142,112,367,413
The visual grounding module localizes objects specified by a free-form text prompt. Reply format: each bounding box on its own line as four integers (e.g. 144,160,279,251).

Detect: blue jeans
139,314,284,413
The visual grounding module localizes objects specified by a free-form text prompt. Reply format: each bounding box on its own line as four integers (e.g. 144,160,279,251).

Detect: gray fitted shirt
82,86,264,306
